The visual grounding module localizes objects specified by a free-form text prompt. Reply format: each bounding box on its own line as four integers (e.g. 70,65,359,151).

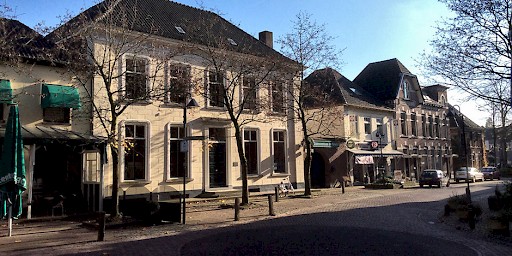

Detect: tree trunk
110,145,120,217
234,127,249,205
303,137,312,196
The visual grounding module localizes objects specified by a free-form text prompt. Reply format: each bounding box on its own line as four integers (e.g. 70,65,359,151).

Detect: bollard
275,187,279,202
468,204,475,230
234,198,240,221
97,211,106,241
268,195,275,216
341,179,345,194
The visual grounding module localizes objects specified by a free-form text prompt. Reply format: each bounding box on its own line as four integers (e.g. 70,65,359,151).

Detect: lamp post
453,105,471,202
182,96,199,224
376,131,385,178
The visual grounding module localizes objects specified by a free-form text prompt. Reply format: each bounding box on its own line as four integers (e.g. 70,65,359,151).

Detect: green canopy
0,80,13,104
41,84,81,109
0,105,26,219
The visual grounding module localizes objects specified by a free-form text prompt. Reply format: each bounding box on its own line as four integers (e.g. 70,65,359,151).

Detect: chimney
259,31,273,48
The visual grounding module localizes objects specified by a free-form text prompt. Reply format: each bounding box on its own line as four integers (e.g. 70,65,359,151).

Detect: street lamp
375,131,385,178
182,96,199,224
452,105,471,202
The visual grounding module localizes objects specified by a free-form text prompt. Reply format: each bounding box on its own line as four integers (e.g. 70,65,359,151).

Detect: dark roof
0,18,55,62
353,58,412,102
448,104,482,130
305,68,392,111
52,0,291,62
0,125,106,145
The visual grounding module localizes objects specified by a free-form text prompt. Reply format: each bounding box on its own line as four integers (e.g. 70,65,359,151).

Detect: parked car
455,167,484,183
419,169,444,188
481,166,500,180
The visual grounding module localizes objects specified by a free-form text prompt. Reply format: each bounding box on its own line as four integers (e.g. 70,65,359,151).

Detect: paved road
2,181,511,255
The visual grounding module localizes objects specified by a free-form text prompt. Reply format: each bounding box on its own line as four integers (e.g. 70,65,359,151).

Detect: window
364,117,371,135
271,81,285,113
272,130,286,173
125,57,148,99
376,118,383,135
411,113,417,136
124,123,148,181
403,81,409,99
349,115,358,136
43,107,70,123
428,115,434,137
244,129,258,175
169,64,190,104
435,116,440,138
169,126,186,178
400,112,407,136
83,151,100,183
208,71,224,107
422,114,427,137
242,77,257,111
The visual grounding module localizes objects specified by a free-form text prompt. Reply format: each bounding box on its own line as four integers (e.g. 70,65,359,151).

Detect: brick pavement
0,184,510,255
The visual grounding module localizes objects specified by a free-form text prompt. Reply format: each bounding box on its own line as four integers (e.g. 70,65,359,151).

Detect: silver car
455,167,484,183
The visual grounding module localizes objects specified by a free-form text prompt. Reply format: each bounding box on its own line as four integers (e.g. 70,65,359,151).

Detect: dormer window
403,81,409,99
227,38,237,46
175,26,185,34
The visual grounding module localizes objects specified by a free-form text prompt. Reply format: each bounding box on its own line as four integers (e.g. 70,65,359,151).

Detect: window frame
271,129,287,175
120,120,151,183
243,128,260,176
400,112,407,136
410,113,417,137
364,117,371,135
123,55,150,100
167,63,191,105
165,123,188,181
271,80,286,114
82,150,101,184
349,115,358,136
402,81,409,99
42,107,71,124
207,70,225,108
241,76,258,112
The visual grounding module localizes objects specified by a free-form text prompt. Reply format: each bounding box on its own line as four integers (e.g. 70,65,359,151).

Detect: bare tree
278,11,344,196
420,0,511,108
184,11,295,205
49,0,182,217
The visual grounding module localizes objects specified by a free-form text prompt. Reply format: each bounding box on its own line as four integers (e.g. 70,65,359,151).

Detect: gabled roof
353,58,412,102
305,68,392,111
52,0,291,62
0,18,54,62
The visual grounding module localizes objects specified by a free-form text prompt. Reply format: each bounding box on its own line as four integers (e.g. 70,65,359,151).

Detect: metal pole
380,135,384,177
182,99,187,224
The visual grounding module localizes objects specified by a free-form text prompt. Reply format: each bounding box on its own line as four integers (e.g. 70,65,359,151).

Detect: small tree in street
278,11,344,196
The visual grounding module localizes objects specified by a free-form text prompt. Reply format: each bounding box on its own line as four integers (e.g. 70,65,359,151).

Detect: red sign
370,141,379,149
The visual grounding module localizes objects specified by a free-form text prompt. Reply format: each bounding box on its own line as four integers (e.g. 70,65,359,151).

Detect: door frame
204,126,231,190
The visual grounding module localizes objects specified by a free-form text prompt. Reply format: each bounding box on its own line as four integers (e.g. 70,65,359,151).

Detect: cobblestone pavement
1,181,511,255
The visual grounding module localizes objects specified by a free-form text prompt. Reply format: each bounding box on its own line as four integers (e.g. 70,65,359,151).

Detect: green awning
0,80,13,104
41,84,81,109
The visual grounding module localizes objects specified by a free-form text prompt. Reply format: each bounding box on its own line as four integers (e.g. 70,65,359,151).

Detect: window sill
271,173,289,177
121,99,153,105
269,112,287,117
121,180,151,185
39,122,72,126
248,174,262,178
165,178,194,183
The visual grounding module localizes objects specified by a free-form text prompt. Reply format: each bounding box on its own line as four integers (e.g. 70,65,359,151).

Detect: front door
82,151,101,212
208,128,227,188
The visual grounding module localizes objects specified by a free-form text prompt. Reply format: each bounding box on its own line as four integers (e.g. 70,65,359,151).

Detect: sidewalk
0,186,422,255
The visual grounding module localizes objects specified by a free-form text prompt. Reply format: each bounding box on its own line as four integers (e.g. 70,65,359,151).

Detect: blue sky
6,0,487,125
